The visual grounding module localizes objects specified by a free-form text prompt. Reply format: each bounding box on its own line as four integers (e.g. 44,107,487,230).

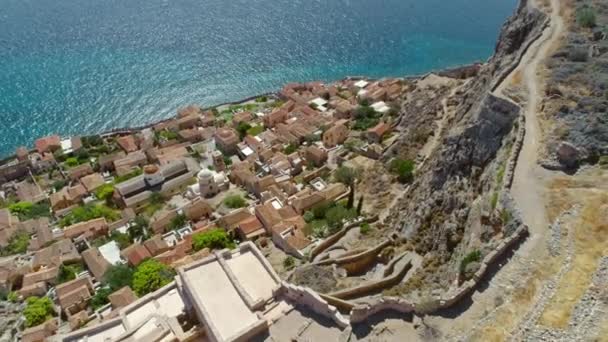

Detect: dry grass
538,195,608,327
511,69,523,87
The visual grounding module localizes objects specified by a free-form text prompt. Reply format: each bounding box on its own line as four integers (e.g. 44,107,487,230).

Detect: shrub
389,159,415,183
459,250,482,275
168,214,187,231
7,291,19,303
24,296,54,327
132,260,175,296
283,256,295,270
490,192,499,210
0,231,30,256
255,96,268,103
283,143,298,155
325,205,349,232
57,264,77,284
303,211,315,223
103,264,134,291
236,122,252,139
94,184,115,201
65,157,80,167
223,195,246,209
110,230,132,249
8,201,51,220
192,229,235,251
577,6,597,28
247,125,264,136
52,180,67,191
59,204,119,227
360,223,371,235
129,216,149,242
114,168,143,184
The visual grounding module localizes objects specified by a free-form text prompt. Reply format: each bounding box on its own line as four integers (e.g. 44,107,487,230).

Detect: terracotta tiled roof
121,243,151,266
35,135,61,153
108,286,137,309
81,247,111,281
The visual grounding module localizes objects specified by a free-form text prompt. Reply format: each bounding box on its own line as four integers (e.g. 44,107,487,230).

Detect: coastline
0,62,484,164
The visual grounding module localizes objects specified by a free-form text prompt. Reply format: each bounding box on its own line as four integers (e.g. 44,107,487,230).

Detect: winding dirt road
497,0,563,238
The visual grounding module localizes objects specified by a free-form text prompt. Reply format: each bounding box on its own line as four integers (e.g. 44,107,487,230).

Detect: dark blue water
0,0,516,157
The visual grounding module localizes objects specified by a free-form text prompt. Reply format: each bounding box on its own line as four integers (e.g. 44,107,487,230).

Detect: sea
0,0,517,157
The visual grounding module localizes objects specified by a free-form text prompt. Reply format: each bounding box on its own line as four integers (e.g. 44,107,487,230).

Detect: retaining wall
280,282,350,328
310,216,379,261
314,239,392,275
347,225,529,323
328,259,411,300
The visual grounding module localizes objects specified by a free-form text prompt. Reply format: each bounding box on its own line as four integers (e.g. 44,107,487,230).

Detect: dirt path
497,0,563,239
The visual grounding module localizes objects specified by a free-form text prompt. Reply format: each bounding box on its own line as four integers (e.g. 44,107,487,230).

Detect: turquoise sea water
0,0,516,157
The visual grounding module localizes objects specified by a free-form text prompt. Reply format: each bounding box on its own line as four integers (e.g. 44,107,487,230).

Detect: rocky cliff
384,1,547,294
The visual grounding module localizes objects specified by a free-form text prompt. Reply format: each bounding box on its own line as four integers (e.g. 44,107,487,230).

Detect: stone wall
501,115,526,191
328,259,412,300
314,239,392,275
347,225,528,323
309,216,377,261
280,282,350,328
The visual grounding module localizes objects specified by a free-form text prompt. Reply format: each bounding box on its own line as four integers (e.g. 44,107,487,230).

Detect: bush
459,250,482,275
0,231,30,256
577,6,597,28
360,223,371,235
110,230,132,249
24,296,54,328
236,122,252,139
283,143,298,155
192,229,235,251
223,195,246,209
90,287,112,310
94,184,115,201
283,256,295,270
490,192,499,210
8,201,51,220
65,157,80,167
389,159,415,183
57,264,77,284
255,96,268,103
114,169,143,184
59,204,119,227
132,259,175,296
52,180,67,191
303,211,315,223
103,264,134,291
7,291,19,303
246,125,264,136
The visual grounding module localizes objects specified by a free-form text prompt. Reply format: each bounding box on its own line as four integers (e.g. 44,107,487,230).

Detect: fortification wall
347,225,528,323
314,239,392,275
280,282,349,328
328,259,411,300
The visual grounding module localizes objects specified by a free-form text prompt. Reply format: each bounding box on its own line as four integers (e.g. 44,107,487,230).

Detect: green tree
95,184,115,202
132,259,175,296
334,166,360,209
389,159,415,184
110,230,132,249
57,264,77,284
103,264,134,291
23,296,54,327
59,204,119,227
90,287,112,309
325,205,349,233
65,157,80,167
169,214,187,231
303,211,315,223
129,216,149,242
223,195,246,209
283,143,298,155
8,201,51,220
192,229,235,251
356,196,364,215
236,122,252,139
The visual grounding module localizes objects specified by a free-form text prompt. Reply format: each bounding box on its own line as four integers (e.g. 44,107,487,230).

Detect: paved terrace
54,241,348,342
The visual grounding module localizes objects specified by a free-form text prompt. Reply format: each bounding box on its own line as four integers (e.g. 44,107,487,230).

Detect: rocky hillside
384,1,547,295
541,0,608,171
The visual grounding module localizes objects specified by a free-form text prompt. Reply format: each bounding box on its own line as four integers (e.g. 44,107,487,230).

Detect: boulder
557,142,579,168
